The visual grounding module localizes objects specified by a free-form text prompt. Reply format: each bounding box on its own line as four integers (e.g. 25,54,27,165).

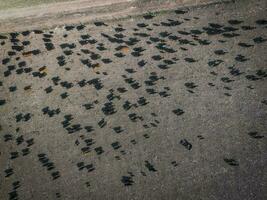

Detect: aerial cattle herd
0,5,266,200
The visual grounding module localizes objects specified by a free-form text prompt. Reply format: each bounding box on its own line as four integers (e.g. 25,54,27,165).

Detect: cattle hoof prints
0,0,266,199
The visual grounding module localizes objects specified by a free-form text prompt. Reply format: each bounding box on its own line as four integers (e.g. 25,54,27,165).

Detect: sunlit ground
0,0,74,10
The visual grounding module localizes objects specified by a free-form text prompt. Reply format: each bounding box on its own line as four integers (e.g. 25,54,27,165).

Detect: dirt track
0,0,225,33
0,0,74,10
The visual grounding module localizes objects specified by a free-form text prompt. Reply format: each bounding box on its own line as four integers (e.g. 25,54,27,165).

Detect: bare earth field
0,0,74,10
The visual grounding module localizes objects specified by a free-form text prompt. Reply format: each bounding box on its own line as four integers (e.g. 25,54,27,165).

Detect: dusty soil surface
0,0,74,10
0,0,223,33
0,0,266,199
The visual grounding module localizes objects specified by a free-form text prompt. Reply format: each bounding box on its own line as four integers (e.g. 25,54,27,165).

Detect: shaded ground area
0,0,74,10
0,0,266,199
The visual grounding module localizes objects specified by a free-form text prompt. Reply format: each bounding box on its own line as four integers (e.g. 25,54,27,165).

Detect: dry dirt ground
0,0,266,199
0,0,219,33
0,0,74,10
